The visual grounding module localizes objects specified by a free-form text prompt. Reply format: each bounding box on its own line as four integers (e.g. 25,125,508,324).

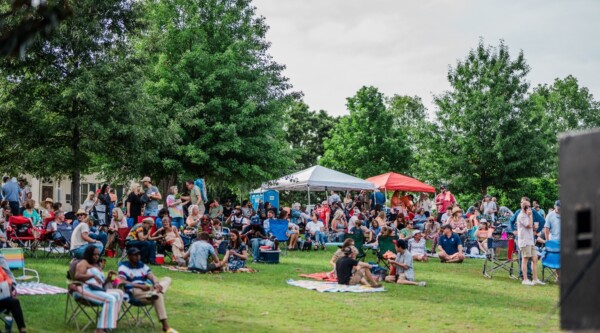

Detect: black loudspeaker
559,129,600,331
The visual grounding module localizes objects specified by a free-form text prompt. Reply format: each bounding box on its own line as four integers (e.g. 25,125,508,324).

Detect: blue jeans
73,243,104,259
314,231,328,245
250,238,273,261
144,208,158,217
127,240,156,263
171,217,184,230
90,232,108,249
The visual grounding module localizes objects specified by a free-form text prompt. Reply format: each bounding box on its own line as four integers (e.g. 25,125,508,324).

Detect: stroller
7,216,42,257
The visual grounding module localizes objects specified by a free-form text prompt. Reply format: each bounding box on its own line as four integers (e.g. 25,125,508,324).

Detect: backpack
194,178,208,202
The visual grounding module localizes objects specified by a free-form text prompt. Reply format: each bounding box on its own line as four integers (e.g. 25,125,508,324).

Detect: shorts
396,273,414,282
188,263,218,273
520,245,536,258
349,269,367,285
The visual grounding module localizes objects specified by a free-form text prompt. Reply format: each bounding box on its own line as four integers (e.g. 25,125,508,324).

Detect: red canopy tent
365,172,436,193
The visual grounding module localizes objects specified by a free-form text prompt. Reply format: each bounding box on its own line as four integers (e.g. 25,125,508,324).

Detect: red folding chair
8,216,42,257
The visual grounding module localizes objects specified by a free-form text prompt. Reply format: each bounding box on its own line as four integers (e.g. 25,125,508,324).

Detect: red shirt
435,192,456,212
316,207,330,228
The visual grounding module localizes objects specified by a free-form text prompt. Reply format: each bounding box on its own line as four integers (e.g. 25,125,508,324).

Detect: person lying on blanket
385,239,427,287
335,246,382,288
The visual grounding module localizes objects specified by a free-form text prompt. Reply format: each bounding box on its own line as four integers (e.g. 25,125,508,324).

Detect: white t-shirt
408,237,427,255
517,211,534,248
71,223,90,249
418,199,433,213
306,221,324,234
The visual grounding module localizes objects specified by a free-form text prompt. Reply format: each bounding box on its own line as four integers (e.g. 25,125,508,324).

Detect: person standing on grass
385,239,427,287
437,224,465,263
434,185,456,223
141,177,161,217
517,199,545,286
336,247,382,288
544,200,561,241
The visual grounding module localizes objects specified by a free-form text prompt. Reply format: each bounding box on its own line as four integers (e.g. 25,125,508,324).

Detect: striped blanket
287,279,385,293
16,282,67,296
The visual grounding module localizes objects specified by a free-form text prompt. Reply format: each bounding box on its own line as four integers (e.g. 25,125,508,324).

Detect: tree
0,0,152,209
434,39,547,195
320,86,412,178
284,101,336,169
139,0,296,190
531,75,600,176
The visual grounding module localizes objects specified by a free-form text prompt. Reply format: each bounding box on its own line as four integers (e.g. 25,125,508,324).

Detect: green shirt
190,185,202,206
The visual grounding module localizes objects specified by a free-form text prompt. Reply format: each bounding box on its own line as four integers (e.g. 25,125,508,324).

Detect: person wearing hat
71,208,88,229
385,239,427,286
544,200,561,242
437,224,465,263
408,230,428,262
40,197,54,221
336,245,382,288
241,214,274,262
434,185,456,224
118,247,178,333
141,177,162,217
448,206,467,238
71,215,104,259
126,217,158,264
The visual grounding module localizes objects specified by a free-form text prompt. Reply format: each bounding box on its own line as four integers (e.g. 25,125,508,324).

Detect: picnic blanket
299,272,337,282
465,254,487,259
287,279,385,293
161,265,257,273
16,282,67,296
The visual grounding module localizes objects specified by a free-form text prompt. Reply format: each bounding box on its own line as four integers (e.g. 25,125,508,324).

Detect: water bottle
4,315,13,333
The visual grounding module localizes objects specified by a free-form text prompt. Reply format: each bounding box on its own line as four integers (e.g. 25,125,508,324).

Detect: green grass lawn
18,248,560,333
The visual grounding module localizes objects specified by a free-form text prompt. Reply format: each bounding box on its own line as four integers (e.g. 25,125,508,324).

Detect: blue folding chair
269,219,289,255
541,239,560,283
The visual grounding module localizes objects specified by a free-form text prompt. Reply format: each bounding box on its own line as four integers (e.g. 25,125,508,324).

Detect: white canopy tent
254,165,376,205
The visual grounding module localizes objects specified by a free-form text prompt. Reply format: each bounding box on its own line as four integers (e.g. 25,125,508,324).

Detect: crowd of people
0,175,562,331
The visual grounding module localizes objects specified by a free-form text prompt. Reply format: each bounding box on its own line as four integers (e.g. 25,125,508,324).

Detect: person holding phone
517,199,545,286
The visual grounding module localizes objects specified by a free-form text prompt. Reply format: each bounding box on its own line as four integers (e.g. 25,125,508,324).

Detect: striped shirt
118,261,151,285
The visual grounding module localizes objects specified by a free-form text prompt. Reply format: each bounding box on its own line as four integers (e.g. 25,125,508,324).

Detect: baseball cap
555,200,560,207
127,247,141,255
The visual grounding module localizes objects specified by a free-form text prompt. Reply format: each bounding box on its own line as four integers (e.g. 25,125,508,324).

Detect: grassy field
17,248,559,333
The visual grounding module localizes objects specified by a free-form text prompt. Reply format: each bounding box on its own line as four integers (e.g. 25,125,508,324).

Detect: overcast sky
253,0,600,116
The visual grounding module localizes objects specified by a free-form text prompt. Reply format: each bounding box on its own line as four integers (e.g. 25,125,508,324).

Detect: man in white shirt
517,199,544,286
71,217,104,259
306,215,327,250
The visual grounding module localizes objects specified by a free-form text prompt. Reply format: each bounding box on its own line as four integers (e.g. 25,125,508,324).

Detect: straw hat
141,176,151,183
44,197,54,204
75,208,88,216
452,206,463,214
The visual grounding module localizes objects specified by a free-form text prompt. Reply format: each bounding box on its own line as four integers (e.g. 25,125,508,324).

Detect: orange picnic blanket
299,272,338,282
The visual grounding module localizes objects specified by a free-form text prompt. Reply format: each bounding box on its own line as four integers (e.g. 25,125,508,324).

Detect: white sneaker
533,279,546,286
417,281,427,287
522,279,534,286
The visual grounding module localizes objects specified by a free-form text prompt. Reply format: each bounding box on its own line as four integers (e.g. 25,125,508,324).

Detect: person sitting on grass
385,239,426,287
126,217,158,265
220,230,248,272
328,238,358,279
391,213,405,236
398,221,415,240
183,232,221,273
412,207,427,231
369,218,382,242
408,230,428,262
437,224,465,263
448,206,467,239
423,217,440,253
118,247,178,333
335,246,382,288
242,217,274,262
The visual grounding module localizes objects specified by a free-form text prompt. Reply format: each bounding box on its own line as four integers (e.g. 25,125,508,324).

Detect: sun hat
44,197,54,204
75,208,88,216
452,206,463,214
141,176,151,183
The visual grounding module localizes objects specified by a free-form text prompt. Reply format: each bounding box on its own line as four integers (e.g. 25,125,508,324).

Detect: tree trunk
72,168,81,211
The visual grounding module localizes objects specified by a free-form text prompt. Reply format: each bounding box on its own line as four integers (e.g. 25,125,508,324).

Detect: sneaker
165,328,179,333
522,279,534,286
533,279,546,286
417,281,427,287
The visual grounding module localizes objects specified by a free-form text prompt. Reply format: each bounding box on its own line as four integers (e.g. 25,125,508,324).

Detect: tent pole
385,187,388,208
307,186,310,206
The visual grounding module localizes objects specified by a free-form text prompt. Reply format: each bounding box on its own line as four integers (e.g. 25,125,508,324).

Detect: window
80,183,99,204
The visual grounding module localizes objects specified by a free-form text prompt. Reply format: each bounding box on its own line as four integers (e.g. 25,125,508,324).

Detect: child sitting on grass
385,239,426,287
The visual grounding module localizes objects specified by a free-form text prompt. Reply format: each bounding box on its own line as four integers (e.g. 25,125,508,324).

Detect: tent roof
256,165,376,192
366,172,436,193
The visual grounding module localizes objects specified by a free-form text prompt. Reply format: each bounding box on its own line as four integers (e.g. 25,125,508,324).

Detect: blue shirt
1,181,20,202
545,211,561,241
187,240,215,270
509,209,545,233
118,260,151,285
439,233,462,255
370,192,386,209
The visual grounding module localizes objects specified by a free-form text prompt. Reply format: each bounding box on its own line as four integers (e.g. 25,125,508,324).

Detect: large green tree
284,101,336,169
139,0,295,190
531,75,600,176
320,86,412,178
434,40,547,195
0,0,152,209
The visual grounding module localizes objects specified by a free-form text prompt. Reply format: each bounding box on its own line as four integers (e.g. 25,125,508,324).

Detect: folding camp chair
541,239,560,283
344,233,366,261
7,216,41,257
482,233,517,279
374,235,398,268
118,284,155,328
64,280,102,331
0,248,39,283
269,219,289,255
